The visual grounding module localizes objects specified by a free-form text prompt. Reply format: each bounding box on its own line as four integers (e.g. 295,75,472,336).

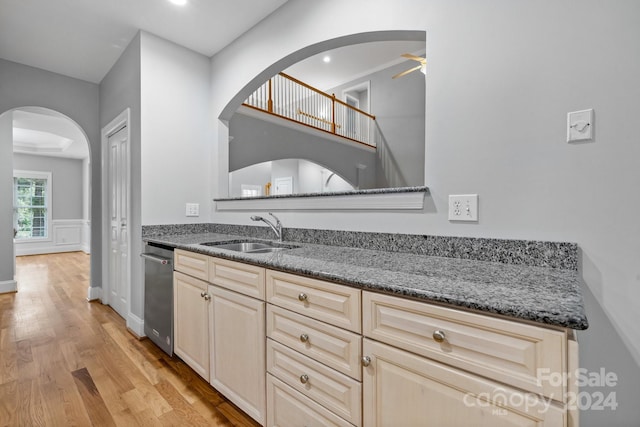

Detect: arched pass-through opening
0,106,92,293
219,30,426,122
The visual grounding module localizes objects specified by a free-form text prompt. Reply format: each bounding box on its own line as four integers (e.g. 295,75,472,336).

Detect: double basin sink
200,239,299,254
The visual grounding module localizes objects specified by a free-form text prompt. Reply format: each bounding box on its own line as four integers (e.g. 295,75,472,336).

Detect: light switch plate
185,203,199,217
448,194,478,222
567,109,594,142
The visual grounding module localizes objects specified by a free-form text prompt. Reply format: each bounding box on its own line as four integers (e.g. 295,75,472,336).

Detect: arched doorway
0,106,92,292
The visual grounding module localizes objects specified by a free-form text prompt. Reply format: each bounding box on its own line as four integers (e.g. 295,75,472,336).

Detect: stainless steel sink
200,240,299,254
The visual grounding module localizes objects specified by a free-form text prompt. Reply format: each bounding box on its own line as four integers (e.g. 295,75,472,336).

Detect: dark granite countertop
144,231,588,330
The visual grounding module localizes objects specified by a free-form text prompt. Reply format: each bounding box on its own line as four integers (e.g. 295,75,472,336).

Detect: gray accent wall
329,60,426,187
99,32,143,325
13,153,84,220
0,113,13,284
0,58,99,286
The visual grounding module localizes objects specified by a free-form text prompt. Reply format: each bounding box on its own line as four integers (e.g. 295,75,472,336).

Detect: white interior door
274,176,293,195
107,125,129,319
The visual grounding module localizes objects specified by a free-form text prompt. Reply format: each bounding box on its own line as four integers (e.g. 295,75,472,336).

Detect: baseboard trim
0,280,17,294
127,313,145,338
86,286,102,301
16,245,83,257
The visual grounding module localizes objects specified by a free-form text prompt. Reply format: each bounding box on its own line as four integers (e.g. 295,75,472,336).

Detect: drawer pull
298,292,308,302
361,356,371,367
433,330,446,342
299,333,309,343
300,374,309,384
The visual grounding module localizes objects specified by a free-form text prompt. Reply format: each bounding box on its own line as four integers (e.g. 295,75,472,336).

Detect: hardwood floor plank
71,367,117,426
1,253,260,427
217,402,262,427
155,379,222,427
0,380,17,426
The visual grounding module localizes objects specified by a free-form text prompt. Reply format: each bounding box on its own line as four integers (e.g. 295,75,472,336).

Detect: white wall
140,32,211,225
208,1,640,424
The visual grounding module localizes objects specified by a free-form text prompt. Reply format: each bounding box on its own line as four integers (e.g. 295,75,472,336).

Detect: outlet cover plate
448,194,478,222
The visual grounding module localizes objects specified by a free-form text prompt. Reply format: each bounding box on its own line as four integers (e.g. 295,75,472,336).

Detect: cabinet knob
202,292,211,301
298,293,308,302
299,333,309,343
300,374,309,384
361,356,371,367
200,291,206,297
433,330,446,343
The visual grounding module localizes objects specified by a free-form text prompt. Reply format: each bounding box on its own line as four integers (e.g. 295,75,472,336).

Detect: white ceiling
284,40,426,91
0,0,288,84
12,107,90,159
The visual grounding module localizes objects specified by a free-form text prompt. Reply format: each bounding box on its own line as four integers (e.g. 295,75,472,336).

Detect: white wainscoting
15,219,87,256
81,220,91,254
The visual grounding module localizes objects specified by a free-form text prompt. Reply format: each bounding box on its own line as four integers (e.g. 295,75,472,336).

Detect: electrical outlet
185,203,199,217
448,194,478,222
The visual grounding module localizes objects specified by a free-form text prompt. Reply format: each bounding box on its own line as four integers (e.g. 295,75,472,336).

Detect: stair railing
243,72,376,148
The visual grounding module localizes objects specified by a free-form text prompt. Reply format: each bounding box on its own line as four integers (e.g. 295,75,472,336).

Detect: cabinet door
209,285,266,425
173,271,209,381
362,339,565,427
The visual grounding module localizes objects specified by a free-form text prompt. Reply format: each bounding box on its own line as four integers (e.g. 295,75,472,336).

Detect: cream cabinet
362,338,565,427
266,270,363,427
171,248,578,427
362,291,578,427
208,284,266,425
173,270,210,381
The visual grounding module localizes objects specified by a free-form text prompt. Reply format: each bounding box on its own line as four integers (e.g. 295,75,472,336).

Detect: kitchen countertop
144,231,588,330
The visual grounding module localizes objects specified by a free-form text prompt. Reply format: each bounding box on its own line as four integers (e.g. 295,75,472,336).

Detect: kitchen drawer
267,339,361,426
209,257,265,300
363,291,567,400
266,270,361,333
267,304,362,380
267,374,354,427
174,249,209,280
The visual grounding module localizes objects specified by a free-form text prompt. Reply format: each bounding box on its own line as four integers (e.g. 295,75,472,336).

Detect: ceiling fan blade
401,53,426,64
392,64,422,79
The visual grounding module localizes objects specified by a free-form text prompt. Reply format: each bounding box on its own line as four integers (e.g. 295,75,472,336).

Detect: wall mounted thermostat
567,109,594,142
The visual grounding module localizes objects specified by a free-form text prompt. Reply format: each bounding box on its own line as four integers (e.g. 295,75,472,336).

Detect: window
13,170,52,240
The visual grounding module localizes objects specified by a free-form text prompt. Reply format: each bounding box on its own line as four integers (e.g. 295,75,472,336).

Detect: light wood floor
0,252,260,426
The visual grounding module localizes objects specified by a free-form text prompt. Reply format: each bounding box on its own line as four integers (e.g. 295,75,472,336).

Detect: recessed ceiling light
323,56,331,63
169,0,187,5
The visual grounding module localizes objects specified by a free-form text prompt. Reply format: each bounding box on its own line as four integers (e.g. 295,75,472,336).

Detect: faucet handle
268,212,281,225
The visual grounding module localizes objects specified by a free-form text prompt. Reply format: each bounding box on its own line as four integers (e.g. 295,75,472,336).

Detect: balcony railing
243,72,376,148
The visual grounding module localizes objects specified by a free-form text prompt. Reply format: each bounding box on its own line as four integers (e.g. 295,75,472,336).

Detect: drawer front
210,257,265,300
174,249,209,280
363,291,567,400
363,338,565,427
267,374,354,427
266,270,361,333
267,339,361,426
267,305,362,380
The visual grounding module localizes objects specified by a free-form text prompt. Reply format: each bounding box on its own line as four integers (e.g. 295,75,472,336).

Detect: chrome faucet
250,212,283,242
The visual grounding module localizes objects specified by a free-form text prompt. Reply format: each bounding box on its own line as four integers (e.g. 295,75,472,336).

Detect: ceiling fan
392,53,426,79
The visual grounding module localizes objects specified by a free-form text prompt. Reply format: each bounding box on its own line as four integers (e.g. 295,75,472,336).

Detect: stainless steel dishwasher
141,242,174,356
